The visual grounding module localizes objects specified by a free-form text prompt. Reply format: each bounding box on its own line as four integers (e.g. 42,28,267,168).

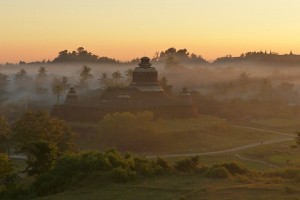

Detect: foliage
110,167,136,182
12,111,75,176
0,117,12,153
97,112,159,151
174,156,200,173
111,70,122,82
20,140,60,176
295,131,300,149
79,65,93,89
213,162,248,175
0,73,9,90
125,68,133,80
33,150,171,196
0,154,17,191
51,77,64,104
205,166,230,179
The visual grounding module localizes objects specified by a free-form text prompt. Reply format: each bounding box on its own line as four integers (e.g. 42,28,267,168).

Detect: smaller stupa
65,87,78,104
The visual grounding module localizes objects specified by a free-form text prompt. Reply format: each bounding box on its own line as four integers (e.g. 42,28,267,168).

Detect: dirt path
10,125,295,161
235,154,281,169
149,125,294,158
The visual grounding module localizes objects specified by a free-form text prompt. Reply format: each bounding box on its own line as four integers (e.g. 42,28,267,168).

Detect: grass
71,115,286,154
35,174,300,200
26,116,300,199
238,140,300,168
243,118,300,132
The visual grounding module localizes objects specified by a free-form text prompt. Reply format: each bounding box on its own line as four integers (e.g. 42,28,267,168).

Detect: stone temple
51,57,198,122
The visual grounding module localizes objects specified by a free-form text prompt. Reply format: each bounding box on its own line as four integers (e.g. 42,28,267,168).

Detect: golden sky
1,0,300,63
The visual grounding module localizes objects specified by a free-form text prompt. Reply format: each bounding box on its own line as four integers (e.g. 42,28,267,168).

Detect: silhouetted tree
35,66,48,94
125,68,133,80
0,73,9,90
12,111,75,176
51,78,64,104
99,72,109,88
61,76,71,92
15,69,30,90
79,65,93,89
0,117,12,155
295,131,300,149
112,70,122,82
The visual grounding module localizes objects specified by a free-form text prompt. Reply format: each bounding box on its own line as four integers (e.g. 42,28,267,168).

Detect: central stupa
129,57,163,92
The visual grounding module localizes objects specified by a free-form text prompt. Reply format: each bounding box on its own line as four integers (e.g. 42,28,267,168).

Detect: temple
51,57,198,122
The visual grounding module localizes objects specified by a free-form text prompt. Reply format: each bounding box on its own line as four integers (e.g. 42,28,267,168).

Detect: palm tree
15,69,28,81
112,70,122,82
51,78,64,104
125,68,133,80
36,66,48,88
0,73,9,90
79,65,93,89
61,76,70,92
37,66,47,79
15,69,29,90
99,72,108,88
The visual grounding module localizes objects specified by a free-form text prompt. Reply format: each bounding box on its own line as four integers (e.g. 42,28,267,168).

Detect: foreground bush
174,156,200,173
205,166,230,179
33,150,171,196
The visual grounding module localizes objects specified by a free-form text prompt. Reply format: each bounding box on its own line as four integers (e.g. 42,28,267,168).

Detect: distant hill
2,48,300,67
213,51,300,66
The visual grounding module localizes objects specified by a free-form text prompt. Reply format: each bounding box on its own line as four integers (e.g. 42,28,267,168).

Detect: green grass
246,118,300,132
71,115,286,154
238,140,300,168
35,174,300,200
30,116,300,200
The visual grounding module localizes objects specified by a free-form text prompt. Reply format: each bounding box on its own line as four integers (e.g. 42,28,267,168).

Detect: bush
174,156,200,173
218,162,248,175
33,150,171,196
110,167,136,182
205,166,230,179
265,168,300,179
284,185,296,194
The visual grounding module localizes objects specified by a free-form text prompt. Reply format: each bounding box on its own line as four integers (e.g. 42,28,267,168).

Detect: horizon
1,0,300,63
0,47,299,65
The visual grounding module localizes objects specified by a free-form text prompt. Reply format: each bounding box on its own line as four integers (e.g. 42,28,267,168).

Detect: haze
1,0,300,63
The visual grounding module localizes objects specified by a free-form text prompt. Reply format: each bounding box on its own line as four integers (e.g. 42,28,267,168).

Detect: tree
111,70,122,82
164,56,180,70
295,131,300,149
12,111,75,176
0,73,9,90
79,65,93,89
15,69,28,82
125,68,133,80
0,117,12,155
36,67,47,84
97,112,158,151
51,77,64,104
99,72,109,88
61,76,70,92
20,140,59,176
15,69,29,89
0,154,16,190
159,76,172,92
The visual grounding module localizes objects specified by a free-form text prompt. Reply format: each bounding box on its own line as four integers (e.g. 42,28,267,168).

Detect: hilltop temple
51,57,198,122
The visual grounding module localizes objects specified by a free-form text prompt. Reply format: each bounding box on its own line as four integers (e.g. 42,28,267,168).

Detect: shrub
205,166,230,179
174,156,200,173
219,162,248,175
284,186,296,194
110,167,136,182
265,168,300,180
155,157,171,174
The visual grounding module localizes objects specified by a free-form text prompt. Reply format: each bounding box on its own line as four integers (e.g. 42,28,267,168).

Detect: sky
1,0,300,63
